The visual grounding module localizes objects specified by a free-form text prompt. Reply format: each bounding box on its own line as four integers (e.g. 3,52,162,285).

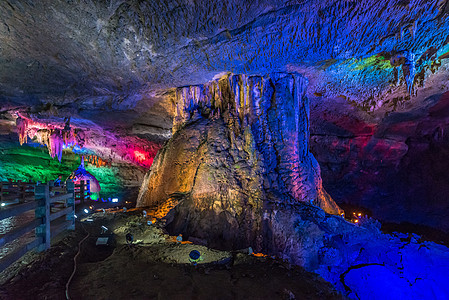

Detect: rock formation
138,72,342,249
135,78,449,299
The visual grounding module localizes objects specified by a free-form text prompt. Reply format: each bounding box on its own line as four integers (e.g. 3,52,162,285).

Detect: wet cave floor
0,208,344,300
339,202,449,247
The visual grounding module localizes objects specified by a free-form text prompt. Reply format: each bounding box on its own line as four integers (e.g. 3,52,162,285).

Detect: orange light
354,219,359,223
252,253,268,257
358,213,362,217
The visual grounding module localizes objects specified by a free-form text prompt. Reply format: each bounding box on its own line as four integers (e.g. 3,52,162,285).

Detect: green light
0,144,122,199
353,55,393,71
85,165,120,197
90,192,99,201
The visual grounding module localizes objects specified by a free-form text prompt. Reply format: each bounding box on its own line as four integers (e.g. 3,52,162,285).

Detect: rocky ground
0,208,344,300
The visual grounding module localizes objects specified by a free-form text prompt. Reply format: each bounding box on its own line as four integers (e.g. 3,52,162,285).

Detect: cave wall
1,0,447,104
310,91,449,232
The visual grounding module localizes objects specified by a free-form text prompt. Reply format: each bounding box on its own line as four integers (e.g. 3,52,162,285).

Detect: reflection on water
0,210,35,260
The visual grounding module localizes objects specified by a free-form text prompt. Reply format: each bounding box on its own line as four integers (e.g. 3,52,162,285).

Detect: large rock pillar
137,72,342,249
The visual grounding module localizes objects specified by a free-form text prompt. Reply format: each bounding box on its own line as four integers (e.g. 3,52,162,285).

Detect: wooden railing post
66,180,75,230
18,181,25,203
80,180,85,204
0,182,3,204
86,180,91,200
35,183,50,251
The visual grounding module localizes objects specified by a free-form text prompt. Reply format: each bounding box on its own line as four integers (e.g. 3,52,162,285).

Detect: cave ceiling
1,0,449,156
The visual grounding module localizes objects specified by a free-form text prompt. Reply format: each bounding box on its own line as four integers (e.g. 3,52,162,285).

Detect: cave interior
1,1,449,299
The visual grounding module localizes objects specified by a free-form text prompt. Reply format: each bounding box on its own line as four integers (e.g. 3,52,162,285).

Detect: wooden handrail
0,180,77,273
0,201,38,221
1,194,20,201
49,193,74,203
1,180,90,204
49,206,73,222
0,219,42,248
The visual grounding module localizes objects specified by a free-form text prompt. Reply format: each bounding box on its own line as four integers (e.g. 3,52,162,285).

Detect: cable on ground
65,222,89,300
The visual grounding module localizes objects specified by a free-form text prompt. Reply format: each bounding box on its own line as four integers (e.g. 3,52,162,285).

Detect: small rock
282,288,296,300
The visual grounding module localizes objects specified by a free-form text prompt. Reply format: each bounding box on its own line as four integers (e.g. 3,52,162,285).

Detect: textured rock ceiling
1,0,449,166
1,0,449,110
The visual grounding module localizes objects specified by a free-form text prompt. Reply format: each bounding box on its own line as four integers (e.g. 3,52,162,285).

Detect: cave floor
0,208,344,300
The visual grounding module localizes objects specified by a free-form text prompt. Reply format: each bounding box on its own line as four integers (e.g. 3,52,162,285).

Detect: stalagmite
138,72,343,250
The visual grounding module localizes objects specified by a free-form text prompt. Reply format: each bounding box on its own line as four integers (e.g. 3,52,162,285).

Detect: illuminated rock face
138,72,342,249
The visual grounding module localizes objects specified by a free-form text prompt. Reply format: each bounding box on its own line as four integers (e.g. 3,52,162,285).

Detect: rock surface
1,0,448,105
310,90,449,232
260,202,449,299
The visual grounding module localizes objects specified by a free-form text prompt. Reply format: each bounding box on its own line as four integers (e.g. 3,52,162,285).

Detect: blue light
112,198,119,203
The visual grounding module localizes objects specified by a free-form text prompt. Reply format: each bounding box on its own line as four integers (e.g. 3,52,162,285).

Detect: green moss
90,192,99,201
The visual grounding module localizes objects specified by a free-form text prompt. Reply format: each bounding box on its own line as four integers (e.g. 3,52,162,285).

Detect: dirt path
0,208,344,300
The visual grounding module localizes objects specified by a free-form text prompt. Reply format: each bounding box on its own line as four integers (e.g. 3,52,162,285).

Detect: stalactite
14,115,158,167
405,52,417,96
62,128,76,147
74,129,86,148
49,129,64,162
16,117,28,145
14,115,89,162
86,154,108,167
35,129,51,146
